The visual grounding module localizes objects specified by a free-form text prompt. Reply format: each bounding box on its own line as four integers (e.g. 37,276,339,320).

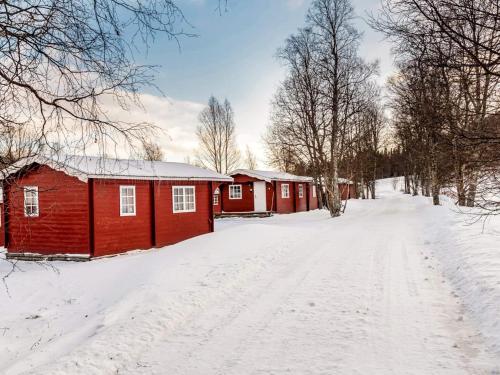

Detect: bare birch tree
140,140,165,161
244,146,258,170
196,96,240,173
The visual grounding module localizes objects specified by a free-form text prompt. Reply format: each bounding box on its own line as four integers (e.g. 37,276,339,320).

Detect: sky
117,0,395,167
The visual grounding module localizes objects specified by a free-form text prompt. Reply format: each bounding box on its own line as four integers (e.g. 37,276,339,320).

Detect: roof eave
87,174,233,182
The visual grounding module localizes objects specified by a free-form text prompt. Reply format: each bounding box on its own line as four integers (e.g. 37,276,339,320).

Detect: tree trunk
324,158,341,217
466,179,477,207
404,174,411,194
430,159,440,206
370,181,376,199
455,162,466,206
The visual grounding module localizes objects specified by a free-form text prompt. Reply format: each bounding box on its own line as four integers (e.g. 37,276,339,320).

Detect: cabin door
253,181,267,212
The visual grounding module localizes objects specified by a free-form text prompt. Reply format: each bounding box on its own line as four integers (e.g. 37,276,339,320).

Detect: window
24,186,39,217
213,194,219,205
298,184,304,198
281,184,290,199
312,185,317,198
120,186,136,216
173,186,196,213
229,184,242,199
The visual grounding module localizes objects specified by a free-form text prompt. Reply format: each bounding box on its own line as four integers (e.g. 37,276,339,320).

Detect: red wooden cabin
338,178,357,200
216,169,319,215
1,155,232,260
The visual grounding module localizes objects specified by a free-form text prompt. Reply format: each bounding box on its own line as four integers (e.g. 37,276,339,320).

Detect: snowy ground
1,178,499,374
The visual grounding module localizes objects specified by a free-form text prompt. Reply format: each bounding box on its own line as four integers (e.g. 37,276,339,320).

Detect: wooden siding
6,165,90,255
295,182,308,212
275,181,295,214
92,179,153,257
308,183,319,210
5,166,216,258
153,181,212,247
220,174,255,212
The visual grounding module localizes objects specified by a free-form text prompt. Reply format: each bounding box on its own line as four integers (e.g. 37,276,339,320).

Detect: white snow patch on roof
3,155,233,182
230,169,313,183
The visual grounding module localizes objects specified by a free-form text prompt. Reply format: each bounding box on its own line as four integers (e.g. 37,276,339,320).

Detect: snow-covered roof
338,178,354,185
230,169,313,183
2,155,233,183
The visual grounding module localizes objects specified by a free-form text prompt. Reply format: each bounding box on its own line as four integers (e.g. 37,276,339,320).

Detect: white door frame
253,181,267,212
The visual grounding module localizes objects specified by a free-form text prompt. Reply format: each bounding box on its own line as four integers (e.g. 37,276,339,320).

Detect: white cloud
100,91,272,168
101,93,204,162
286,0,306,10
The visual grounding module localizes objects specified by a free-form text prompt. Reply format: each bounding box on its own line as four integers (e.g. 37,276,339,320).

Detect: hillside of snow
1,178,499,374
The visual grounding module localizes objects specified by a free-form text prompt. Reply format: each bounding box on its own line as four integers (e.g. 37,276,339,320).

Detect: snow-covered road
1,179,499,374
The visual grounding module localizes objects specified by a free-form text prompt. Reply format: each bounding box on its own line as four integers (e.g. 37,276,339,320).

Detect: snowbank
380,177,500,356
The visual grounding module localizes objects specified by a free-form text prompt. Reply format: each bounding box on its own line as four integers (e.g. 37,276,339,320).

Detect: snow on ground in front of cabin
1,178,500,374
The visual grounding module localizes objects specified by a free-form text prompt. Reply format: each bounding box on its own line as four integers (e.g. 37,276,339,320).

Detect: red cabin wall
0,203,5,247
266,182,274,211
349,184,357,199
153,181,212,247
275,181,295,214
339,183,350,200
220,175,256,212
309,184,319,210
92,179,152,257
295,182,308,212
4,166,218,258
212,182,222,215
6,165,90,255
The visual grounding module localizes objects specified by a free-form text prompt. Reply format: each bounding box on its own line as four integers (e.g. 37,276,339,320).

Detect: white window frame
229,184,242,200
298,184,304,198
281,184,290,199
213,193,219,206
120,185,136,217
312,185,317,198
24,186,39,217
173,186,196,213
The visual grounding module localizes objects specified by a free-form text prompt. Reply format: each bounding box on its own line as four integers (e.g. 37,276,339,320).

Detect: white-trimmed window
120,185,136,216
213,194,219,206
173,186,196,213
24,186,39,217
229,184,242,200
281,184,290,199
312,185,317,198
298,184,304,198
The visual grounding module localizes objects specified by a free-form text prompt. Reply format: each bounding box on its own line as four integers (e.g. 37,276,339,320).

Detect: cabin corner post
150,180,157,248
293,182,297,213
208,182,214,232
273,181,278,212
2,181,9,248
88,178,95,257
306,183,310,211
